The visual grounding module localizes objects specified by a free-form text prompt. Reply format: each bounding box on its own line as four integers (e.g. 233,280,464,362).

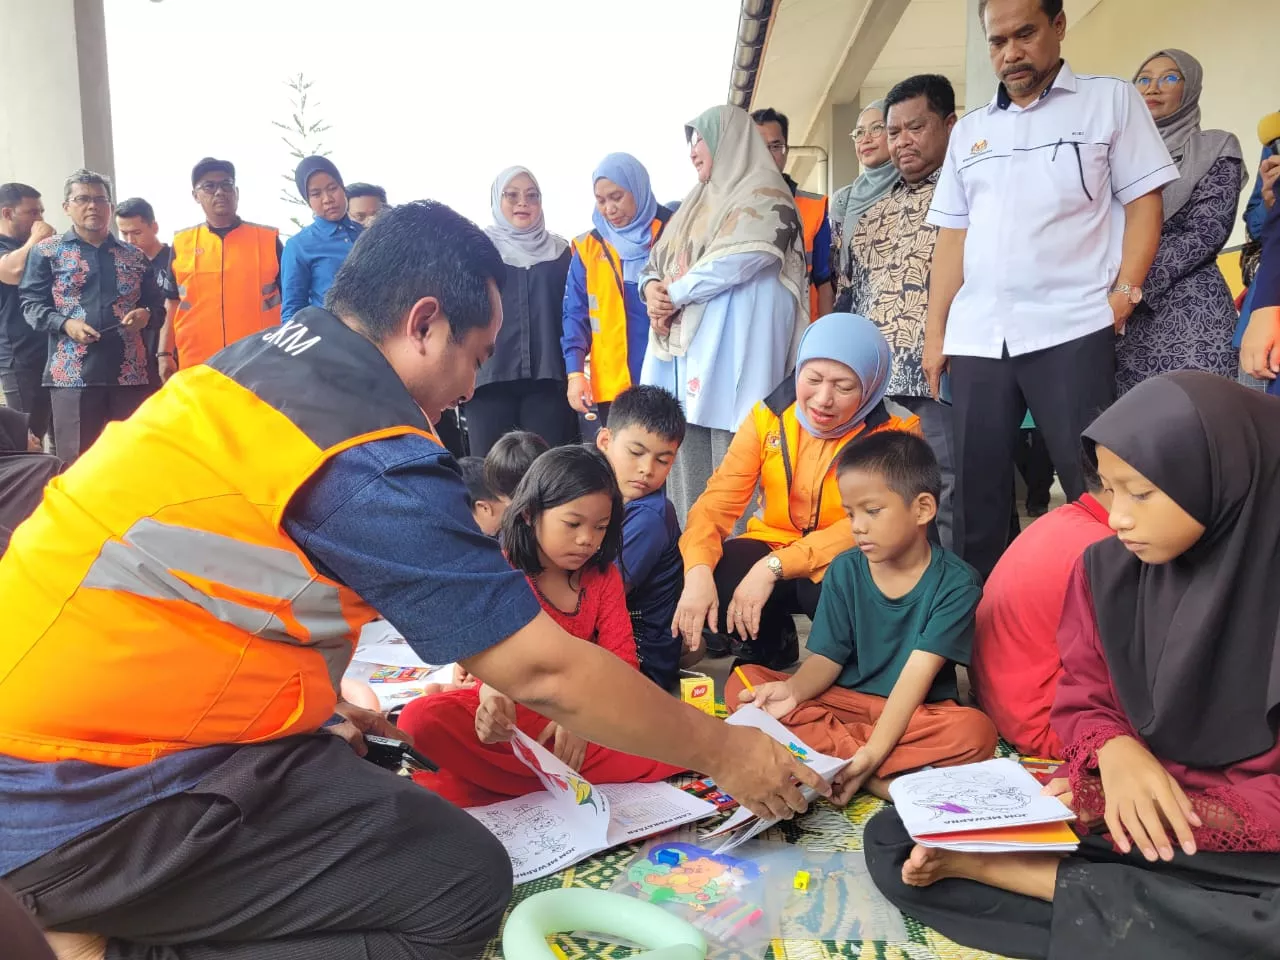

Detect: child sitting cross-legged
595,385,701,690
397,445,684,806
726,430,997,804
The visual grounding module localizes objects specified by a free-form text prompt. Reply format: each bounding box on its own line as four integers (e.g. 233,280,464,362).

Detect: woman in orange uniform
672,313,917,669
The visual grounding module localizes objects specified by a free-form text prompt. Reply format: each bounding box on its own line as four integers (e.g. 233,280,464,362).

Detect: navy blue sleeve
811,206,833,286
1256,200,1280,312
618,503,666,594
1244,145,1274,240
561,250,591,375
283,434,541,664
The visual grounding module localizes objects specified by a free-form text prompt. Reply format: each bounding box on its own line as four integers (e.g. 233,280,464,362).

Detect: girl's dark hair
502,445,624,576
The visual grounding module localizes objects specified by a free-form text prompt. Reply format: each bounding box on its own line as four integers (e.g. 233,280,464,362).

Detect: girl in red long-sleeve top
398,446,683,807
862,372,1280,960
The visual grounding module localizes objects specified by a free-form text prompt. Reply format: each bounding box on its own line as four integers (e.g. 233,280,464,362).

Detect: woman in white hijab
640,104,807,525
466,166,577,456
831,100,896,311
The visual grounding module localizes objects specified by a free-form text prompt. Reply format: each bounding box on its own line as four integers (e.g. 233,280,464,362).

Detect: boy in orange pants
728,430,996,803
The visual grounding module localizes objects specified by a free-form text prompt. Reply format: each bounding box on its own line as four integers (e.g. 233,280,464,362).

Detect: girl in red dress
398,445,683,806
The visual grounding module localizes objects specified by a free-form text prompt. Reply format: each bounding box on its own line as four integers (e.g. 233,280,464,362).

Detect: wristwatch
1110,283,1143,305
765,555,784,580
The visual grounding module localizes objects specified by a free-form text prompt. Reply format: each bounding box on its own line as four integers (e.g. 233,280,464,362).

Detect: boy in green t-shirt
727,431,997,803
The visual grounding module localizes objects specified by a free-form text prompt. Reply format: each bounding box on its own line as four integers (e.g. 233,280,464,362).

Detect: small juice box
679,670,715,716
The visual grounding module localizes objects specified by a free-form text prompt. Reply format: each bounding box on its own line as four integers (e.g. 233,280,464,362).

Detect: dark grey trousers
4,735,513,960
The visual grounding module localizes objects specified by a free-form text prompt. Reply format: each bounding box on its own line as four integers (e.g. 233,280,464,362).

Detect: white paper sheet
468,731,717,883
889,758,1075,838
352,619,435,668
704,706,851,853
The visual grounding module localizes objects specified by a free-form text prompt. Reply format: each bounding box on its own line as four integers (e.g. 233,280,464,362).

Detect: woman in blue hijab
561,153,673,437
674,313,919,670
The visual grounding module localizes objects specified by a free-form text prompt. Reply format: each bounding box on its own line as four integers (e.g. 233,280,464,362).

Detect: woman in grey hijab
1114,49,1248,395
830,100,897,311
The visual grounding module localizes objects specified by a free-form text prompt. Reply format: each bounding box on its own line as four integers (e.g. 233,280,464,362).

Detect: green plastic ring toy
502,888,707,960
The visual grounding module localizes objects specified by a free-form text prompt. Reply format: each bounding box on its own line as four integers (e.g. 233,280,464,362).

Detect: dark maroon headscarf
1082,372,1280,768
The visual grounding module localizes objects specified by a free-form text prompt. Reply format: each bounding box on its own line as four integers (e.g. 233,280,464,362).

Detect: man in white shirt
923,0,1174,579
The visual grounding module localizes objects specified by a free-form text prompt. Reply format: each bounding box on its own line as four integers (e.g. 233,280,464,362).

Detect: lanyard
777,417,847,535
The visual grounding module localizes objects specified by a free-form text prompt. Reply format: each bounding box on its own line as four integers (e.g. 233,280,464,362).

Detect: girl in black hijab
863,372,1280,960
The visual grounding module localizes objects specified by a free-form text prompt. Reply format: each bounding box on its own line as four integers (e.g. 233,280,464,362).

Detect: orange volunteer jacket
794,190,828,321
170,220,282,368
569,208,671,403
681,380,919,583
0,308,436,767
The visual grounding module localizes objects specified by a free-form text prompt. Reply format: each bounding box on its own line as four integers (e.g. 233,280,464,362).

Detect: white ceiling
752,0,1113,139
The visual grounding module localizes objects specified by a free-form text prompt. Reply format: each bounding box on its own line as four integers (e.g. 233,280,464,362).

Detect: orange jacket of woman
681,379,919,583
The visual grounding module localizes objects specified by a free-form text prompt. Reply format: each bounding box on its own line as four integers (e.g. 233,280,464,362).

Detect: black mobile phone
363,735,438,774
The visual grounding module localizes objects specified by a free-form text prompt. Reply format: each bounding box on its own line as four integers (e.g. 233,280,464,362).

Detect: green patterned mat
483,747,1019,960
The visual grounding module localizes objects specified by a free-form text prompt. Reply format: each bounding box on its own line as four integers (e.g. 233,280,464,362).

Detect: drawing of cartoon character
625,843,759,908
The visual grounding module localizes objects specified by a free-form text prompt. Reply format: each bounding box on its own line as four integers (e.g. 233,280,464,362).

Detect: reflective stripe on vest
172,222,283,368
572,217,664,404
0,308,437,767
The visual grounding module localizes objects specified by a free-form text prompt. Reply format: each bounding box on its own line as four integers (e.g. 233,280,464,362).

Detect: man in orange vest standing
754,108,834,321
156,158,283,381
0,200,826,960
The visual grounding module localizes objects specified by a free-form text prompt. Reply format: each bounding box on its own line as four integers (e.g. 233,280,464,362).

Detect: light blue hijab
793,312,893,440
591,153,658,284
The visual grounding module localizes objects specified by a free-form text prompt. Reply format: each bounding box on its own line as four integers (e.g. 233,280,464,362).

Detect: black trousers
0,368,52,444
464,378,579,457
4,735,513,960
436,407,467,459
578,400,612,445
710,537,822,669
950,327,1114,580
865,807,1280,960
50,385,150,463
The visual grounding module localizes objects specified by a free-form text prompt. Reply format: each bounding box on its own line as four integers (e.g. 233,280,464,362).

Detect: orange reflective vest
171,221,282,368
740,381,918,555
571,209,671,404
0,308,436,767
793,191,828,322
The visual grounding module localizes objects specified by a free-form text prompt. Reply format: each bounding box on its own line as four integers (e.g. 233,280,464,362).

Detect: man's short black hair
458,456,496,508
605,385,686,445
325,200,505,344
346,182,387,203
115,197,155,224
750,107,789,143
191,157,235,186
884,74,956,121
501,445,624,577
837,430,941,503
63,169,111,202
0,183,39,209
978,0,1063,21
483,430,550,500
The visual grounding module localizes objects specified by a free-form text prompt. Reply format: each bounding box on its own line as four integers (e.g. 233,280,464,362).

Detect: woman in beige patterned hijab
639,104,808,524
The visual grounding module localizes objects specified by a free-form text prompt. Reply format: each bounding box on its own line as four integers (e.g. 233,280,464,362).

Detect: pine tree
273,73,333,230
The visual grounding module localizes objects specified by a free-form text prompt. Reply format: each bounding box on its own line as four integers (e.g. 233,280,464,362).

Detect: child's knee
955,707,1000,760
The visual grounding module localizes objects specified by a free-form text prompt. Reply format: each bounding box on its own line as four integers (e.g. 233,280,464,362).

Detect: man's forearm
926,228,965,347
816,282,834,319
462,613,721,773
1116,191,1164,287
159,301,178,355
0,235,37,285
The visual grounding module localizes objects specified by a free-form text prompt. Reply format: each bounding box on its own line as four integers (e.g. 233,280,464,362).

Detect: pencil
733,666,755,695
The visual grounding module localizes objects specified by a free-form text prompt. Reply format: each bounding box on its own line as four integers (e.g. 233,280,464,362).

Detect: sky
105,0,743,239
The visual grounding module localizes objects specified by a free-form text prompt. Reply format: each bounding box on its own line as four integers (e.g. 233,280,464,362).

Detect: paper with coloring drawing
890,758,1077,852
468,730,718,883
703,706,851,854
345,621,456,709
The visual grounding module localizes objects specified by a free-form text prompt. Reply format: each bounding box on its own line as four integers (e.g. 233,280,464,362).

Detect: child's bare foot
901,844,970,887
44,932,107,960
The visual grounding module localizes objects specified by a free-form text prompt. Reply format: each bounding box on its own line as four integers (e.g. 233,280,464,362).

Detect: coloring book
889,757,1078,852
703,706,852,854
467,730,720,883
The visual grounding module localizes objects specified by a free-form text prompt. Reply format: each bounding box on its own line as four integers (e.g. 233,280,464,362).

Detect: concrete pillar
964,0,997,112
0,0,114,221
830,99,862,191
